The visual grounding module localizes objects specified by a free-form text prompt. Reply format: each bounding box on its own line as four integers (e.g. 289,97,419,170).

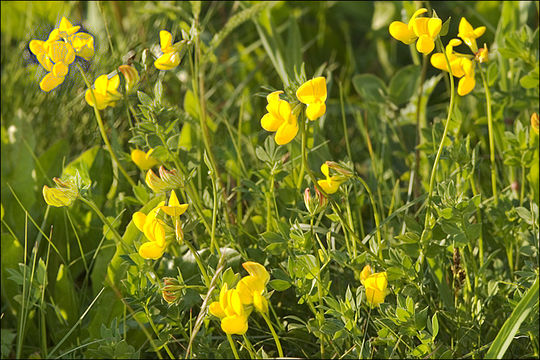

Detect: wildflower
360,265,388,307
118,65,140,94
431,39,476,96
389,8,442,55
42,177,79,207
532,113,539,135
160,190,188,241
161,277,182,304
133,201,167,259
261,91,299,145
29,17,94,92
457,17,486,53
209,284,250,335
296,77,327,120
317,162,346,194
154,30,185,70
304,187,328,215
236,262,270,313
131,148,160,171
475,43,488,63
85,74,122,110
145,166,184,193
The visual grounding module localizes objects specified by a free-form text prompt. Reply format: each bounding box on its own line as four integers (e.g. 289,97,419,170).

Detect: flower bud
145,169,170,193
304,187,328,215
42,177,79,207
161,277,182,304
475,43,488,63
531,112,539,135
118,64,140,94
159,166,184,188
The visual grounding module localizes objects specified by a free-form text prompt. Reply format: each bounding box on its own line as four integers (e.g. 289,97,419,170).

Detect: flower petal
261,113,282,132
296,77,327,105
416,34,435,54
389,21,417,44
138,241,165,260
160,30,173,52
242,262,270,284
458,76,475,96
154,51,180,70
274,117,298,145
428,17,442,38
221,315,248,335
39,73,64,92
306,101,326,120
209,302,226,318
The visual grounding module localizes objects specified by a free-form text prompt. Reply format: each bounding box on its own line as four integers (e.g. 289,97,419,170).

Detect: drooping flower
161,277,183,304
360,265,388,307
317,162,345,194
131,148,160,170
118,64,140,94
145,166,184,193
85,74,122,110
457,17,486,53
154,30,184,70
209,284,250,335
42,177,79,207
431,39,476,96
304,187,328,215
133,201,166,260
389,8,442,55
261,91,299,145
296,77,327,120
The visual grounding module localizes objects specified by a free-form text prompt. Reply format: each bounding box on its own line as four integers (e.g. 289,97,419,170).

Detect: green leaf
485,276,539,359
268,279,291,291
137,91,153,108
352,74,387,103
389,65,421,105
432,312,439,339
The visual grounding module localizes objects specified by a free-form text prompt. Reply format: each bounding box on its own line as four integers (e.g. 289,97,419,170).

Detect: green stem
144,304,175,359
311,217,326,357
242,334,257,359
422,38,456,241
355,176,382,259
227,334,240,360
182,234,211,287
76,63,136,188
479,66,498,204
266,172,275,232
261,311,284,358
415,55,428,198
79,197,125,247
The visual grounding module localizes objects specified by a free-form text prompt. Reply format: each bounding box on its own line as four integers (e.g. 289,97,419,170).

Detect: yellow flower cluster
261,77,327,145
360,265,389,307
389,8,442,54
133,190,188,259
209,262,270,335
29,17,94,92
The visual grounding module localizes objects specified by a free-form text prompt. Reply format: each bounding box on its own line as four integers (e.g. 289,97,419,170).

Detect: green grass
1,1,539,359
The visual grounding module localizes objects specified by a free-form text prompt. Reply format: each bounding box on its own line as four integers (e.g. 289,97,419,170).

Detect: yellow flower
160,190,189,217
118,65,140,94
457,17,486,53
475,43,489,64
389,8,442,55
209,284,250,335
29,17,94,92
237,262,270,313
154,30,183,70
85,74,122,110
532,113,539,135
42,177,78,207
131,148,160,170
360,265,388,307
133,201,167,260
261,91,298,145
431,39,476,96
317,162,345,194
296,77,327,120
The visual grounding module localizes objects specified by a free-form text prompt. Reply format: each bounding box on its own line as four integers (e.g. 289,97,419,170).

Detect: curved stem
479,66,498,204
79,197,125,247
261,311,284,358
180,229,211,287
144,304,175,359
76,63,136,188
242,334,257,359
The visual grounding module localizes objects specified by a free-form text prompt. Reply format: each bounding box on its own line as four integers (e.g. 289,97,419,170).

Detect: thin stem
415,55,428,198
266,172,275,232
227,334,241,360
311,217,326,357
479,66,498,204
423,38,456,240
356,176,382,259
144,304,175,359
76,63,136,188
79,197,125,247
242,334,257,359
261,311,284,358
181,234,211,287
